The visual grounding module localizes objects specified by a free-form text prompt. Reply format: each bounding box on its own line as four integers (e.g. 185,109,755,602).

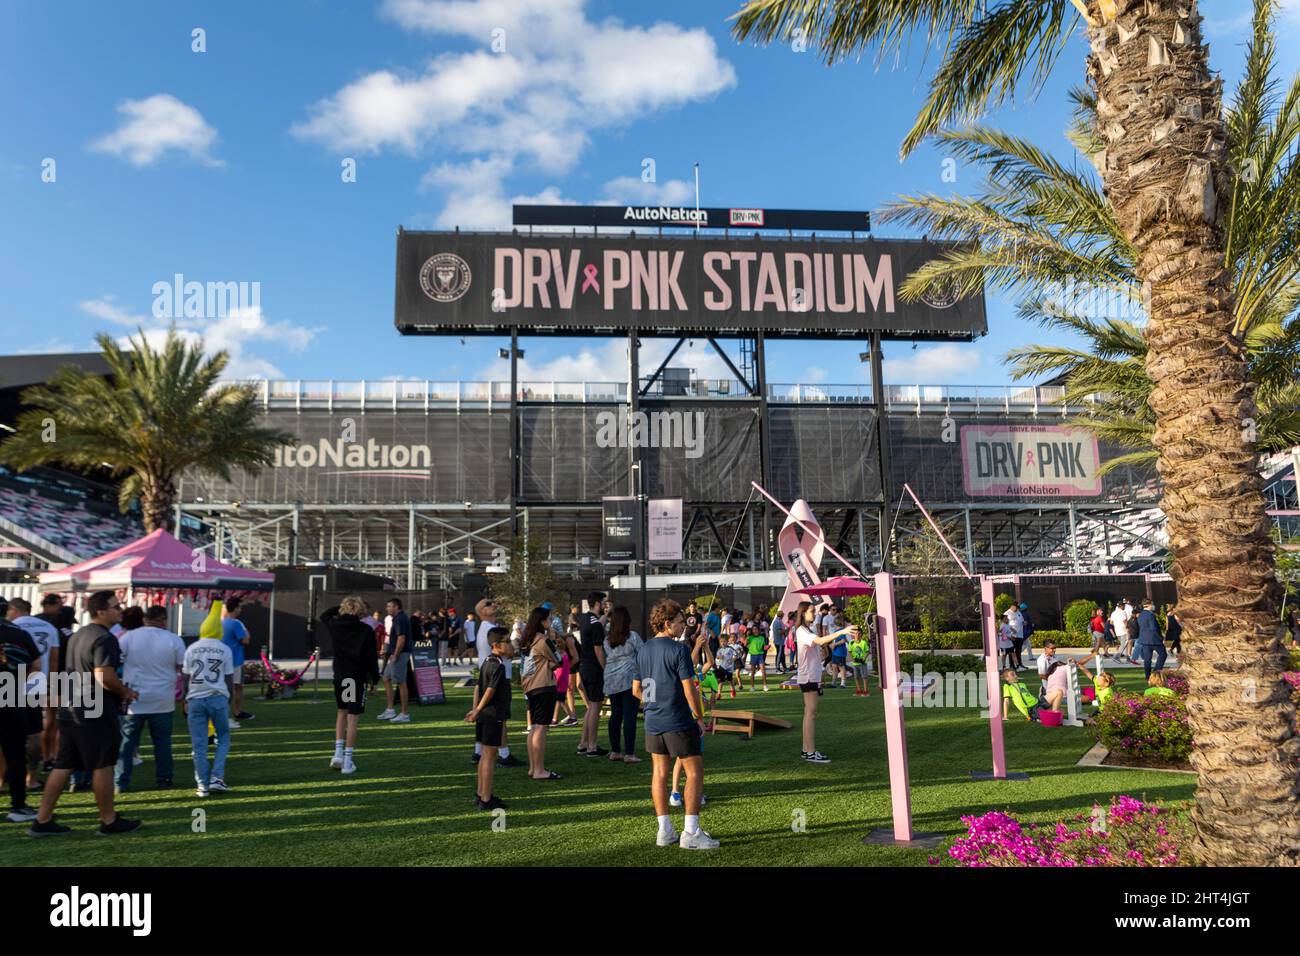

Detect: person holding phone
794,601,857,764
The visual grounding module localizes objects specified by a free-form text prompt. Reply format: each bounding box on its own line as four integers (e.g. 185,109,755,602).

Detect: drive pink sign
961,424,1102,497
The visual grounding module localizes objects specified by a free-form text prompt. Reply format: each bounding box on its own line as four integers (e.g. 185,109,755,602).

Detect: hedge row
896,628,1074,650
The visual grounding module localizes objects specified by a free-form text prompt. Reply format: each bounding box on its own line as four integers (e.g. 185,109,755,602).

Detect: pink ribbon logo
581,263,600,294
777,499,825,620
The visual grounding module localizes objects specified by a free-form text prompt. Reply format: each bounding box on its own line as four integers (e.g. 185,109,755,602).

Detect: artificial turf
0,670,1192,867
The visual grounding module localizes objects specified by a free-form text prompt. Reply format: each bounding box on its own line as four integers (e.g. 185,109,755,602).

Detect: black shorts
333,676,368,715
23,707,43,736
54,718,120,772
579,668,604,702
475,718,505,747
646,725,702,758
800,682,823,695
526,688,558,726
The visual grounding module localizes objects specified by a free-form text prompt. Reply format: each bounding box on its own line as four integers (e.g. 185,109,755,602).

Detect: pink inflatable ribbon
581,263,600,294
777,498,825,620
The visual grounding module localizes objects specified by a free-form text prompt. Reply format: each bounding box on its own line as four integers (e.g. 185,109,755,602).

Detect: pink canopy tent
38,528,273,605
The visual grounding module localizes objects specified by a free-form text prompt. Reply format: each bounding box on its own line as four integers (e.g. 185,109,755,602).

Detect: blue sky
0,0,1287,388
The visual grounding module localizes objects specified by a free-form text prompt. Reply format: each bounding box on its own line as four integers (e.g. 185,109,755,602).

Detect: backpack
1021,612,1035,640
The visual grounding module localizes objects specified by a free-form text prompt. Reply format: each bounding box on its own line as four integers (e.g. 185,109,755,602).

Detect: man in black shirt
30,590,142,837
576,591,608,757
0,601,42,823
465,626,514,811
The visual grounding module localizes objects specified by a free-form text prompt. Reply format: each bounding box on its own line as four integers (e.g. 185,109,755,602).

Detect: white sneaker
803,751,832,764
7,807,38,823
195,787,209,798
329,755,344,769
132,752,144,766
679,828,719,850
208,778,230,792
669,791,683,808
656,825,680,847
377,709,397,720
228,720,241,730
389,713,411,724
341,760,357,775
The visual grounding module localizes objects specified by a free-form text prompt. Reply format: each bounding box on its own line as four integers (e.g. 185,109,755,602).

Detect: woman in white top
794,601,857,764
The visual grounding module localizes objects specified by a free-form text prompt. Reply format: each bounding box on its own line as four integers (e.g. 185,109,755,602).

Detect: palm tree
0,329,292,533
733,0,1300,864
876,23,1300,475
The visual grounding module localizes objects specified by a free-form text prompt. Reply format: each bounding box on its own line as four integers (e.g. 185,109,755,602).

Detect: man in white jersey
1110,601,1132,661
184,615,235,797
115,605,185,792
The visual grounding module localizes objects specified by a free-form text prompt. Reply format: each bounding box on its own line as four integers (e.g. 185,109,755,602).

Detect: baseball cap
541,601,554,611
1018,603,1028,609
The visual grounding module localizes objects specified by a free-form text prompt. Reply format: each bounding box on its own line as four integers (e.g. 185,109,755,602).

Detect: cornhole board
709,710,792,738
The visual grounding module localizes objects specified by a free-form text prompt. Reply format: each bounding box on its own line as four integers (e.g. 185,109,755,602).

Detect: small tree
487,533,563,631
894,518,977,653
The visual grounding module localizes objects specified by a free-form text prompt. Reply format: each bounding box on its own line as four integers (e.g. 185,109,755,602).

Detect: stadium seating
0,483,157,560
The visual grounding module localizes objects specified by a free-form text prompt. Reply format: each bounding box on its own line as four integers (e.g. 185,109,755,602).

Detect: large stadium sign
394,230,986,339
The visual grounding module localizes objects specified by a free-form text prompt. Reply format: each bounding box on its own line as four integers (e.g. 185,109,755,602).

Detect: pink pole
874,571,913,842
902,483,972,579
980,576,1008,778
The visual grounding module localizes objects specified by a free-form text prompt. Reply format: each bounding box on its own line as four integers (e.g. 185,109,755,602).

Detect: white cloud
295,0,736,225
81,297,319,380
90,94,223,167
883,344,979,383
600,176,695,206
77,295,149,327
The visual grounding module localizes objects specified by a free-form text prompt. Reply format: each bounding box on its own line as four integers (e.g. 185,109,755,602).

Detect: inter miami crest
419,253,472,302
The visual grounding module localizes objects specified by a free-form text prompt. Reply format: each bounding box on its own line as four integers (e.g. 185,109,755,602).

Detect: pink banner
961,424,1102,497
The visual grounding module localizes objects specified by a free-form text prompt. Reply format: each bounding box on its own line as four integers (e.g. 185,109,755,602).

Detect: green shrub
694,594,719,611
899,653,986,675
994,593,1016,617
845,594,876,633
1063,599,1099,638
1030,629,1070,646
898,629,983,650
1088,691,1192,764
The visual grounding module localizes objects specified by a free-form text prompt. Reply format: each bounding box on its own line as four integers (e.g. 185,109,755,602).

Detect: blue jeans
115,711,175,788
187,695,231,786
1137,643,1167,679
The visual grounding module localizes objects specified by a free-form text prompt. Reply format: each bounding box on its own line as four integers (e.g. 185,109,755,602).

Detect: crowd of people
999,597,1181,723
0,590,258,836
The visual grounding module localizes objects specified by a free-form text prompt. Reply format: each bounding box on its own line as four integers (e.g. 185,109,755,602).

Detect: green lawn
0,670,1192,866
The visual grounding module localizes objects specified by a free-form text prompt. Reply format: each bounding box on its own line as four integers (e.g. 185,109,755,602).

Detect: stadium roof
0,352,110,392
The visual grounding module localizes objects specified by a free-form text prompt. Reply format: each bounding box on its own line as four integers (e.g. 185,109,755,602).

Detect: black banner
395,230,985,339
602,496,639,562
512,203,871,232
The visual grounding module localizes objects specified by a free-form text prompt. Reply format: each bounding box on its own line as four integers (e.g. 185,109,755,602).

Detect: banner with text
395,231,985,338
647,498,683,562
960,424,1102,497
602,496,640,563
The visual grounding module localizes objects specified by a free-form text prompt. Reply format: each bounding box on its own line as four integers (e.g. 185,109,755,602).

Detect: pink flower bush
1089,692,1192,762
1162,672,1188,696
936,796,1190,867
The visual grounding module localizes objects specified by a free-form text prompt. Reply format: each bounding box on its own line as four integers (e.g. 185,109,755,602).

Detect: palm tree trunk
1088,0,1300,864
140,478,175,534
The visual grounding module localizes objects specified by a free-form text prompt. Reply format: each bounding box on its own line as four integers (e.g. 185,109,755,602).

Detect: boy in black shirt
465,626,514,811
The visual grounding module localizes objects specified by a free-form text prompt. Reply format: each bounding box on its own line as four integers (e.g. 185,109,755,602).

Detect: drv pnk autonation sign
960,424,1102,497
394,230,985,339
